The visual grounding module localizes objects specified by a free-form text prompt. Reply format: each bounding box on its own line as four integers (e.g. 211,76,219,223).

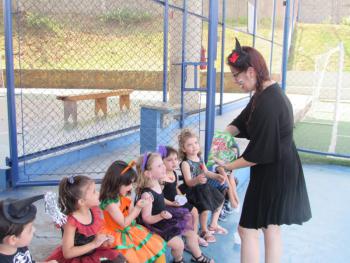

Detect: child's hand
136,199,149,208
217,173,226,185
101,234,115,247
160,210,172,219
93,233,110,248
197,173,207,184
172,201,181,207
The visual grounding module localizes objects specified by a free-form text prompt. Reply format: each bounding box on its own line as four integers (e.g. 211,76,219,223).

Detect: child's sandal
208,225,228,235
191,253,214,263
173,258,185,263
200,231,216,243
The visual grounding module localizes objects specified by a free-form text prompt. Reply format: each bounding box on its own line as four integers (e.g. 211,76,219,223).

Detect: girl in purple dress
136,152,214,263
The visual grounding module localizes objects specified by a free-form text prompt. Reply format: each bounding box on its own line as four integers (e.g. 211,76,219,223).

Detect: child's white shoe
233,203,240,214
234,231,241,245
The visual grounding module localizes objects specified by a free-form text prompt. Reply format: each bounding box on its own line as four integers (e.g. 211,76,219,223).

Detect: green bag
207,131,238,168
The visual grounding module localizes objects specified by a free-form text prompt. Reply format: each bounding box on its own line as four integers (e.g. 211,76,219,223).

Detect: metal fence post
219,0,226,115
163,0,169,103
3,0,19,187
204,0,218,162
281,0,291,92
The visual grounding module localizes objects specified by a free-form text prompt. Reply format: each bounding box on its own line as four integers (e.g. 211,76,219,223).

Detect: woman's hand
160,210,172,220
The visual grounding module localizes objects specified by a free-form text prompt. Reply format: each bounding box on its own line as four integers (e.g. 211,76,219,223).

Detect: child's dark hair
162,146,178,159
0,201,32,243
100,160,136,202
58,175,93,215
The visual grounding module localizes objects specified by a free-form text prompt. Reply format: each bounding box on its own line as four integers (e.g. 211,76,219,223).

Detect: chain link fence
1,0,289,185
287,0,350,159
9,0,214,183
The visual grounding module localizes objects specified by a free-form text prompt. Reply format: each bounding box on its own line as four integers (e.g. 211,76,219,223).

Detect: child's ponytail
58,175,92,215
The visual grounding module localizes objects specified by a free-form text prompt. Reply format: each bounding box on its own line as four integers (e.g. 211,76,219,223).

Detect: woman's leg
167,236,184,262
238,225,260,263
262,225,281,263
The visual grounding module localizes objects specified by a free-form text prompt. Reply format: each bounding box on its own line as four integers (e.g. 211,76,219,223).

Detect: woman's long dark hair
227,46,271,124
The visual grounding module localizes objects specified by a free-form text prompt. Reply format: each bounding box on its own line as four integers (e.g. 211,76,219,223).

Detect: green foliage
341,16,350,26
26,12,61,33
100,8,153,25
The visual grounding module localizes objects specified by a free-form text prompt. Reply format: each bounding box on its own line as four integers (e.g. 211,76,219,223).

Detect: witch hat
2,195,44,224
228,38,250,66
235,37,242,53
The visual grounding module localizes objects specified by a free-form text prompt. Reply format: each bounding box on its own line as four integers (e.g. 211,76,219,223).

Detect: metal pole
3,0,19,187
252,0,258,47
281,0,291,91
204,0,218,162
162,0,169,102
219,0,226,115
269,0,277,74
180,0,188,128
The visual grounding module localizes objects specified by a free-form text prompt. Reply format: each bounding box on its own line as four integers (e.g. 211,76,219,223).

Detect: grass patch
100,8,153,25
299,152,350,165
25,12,62,33
288,23,350,71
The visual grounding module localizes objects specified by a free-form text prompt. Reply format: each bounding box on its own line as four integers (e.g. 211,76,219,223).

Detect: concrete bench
57,89,133,124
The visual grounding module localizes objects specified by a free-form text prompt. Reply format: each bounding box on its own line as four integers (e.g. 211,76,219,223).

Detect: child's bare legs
184,230,214,263
228,174,239,206
167,236,184,261
199,210,209,233
217,167,239,208
191,207,199,232
208,203,224,229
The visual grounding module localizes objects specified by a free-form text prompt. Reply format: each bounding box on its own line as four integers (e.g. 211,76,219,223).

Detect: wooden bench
57,89,133,124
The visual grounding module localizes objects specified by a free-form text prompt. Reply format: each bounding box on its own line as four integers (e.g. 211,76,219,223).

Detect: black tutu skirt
183,183,224,213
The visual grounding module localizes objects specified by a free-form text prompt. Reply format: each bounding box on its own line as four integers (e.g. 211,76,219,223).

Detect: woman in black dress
216,39,312,263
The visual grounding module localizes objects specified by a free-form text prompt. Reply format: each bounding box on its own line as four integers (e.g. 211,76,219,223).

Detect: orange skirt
103,221,166,263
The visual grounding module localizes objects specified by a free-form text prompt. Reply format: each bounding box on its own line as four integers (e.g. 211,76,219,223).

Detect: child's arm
61,222,108,259
180,161,205,187
201,163,226,184
141,192,169,224
164,197,180,207
105,199,147,229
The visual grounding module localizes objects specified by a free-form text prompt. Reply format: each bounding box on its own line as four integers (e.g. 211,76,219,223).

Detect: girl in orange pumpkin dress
99,160,167,263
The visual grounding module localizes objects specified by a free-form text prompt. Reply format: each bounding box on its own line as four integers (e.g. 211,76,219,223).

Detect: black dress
138,188,193,241
180,159,224,213
231,83,312,229
162,171,194,212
